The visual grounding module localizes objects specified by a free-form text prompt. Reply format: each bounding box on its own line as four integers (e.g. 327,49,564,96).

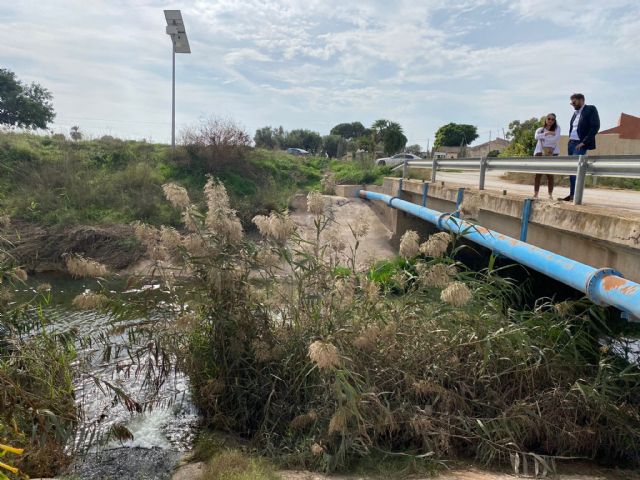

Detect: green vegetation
330,121,368,140
0,68,55,129
329,160,391,185
370,119,408,156
201,450,280,480
253,126,323,154
0,124,397,232
0,131,327,227
433,123,479,149
0,267,77,478
499,117,542,157
256,119,409,160
0,131,176,225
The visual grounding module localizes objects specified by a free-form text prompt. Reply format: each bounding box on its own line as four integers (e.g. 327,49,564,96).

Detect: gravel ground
66,447,182,480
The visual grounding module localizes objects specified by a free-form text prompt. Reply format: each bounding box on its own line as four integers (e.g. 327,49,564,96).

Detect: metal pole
479,156,487,190
574,155,587,205
171,42,176,152
431,158,437,183
402,159,408,179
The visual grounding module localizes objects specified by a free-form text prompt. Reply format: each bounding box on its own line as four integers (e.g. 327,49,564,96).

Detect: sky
2,0,639,148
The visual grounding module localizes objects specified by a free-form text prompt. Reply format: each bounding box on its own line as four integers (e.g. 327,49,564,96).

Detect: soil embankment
2,193,396,276
290,193,395,270
1,221,144,273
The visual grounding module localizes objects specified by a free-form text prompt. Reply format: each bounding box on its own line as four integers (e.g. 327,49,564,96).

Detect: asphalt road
430,170,640,214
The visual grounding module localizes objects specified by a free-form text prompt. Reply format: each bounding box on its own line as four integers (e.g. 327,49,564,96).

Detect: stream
18,274,198,479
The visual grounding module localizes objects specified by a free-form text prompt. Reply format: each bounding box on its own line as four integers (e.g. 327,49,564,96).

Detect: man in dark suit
563,93,600,201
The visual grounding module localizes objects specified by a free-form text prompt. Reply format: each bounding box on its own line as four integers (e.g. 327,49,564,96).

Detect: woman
533,113,561,199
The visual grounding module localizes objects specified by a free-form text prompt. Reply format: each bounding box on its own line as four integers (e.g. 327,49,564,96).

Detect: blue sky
2,0,639,147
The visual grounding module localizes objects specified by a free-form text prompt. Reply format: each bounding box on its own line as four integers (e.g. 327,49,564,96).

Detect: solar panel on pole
164,10,191,151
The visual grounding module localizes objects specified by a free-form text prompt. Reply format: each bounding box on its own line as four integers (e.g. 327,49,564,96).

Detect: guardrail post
574,155,588,205
431,158,438,183
479,156,487,190
519,198,533,242
402,158,408,179
453,187,465,218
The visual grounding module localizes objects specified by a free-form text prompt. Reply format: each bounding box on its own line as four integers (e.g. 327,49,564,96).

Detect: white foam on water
117,409,173,449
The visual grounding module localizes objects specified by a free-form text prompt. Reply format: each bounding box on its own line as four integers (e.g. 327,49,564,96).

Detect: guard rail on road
393,155,640,205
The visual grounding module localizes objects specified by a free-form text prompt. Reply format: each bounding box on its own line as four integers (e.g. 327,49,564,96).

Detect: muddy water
19,274,197,478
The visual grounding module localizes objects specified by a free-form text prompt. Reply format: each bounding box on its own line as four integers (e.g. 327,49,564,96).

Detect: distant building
599,112,640,139
432,138,511,159
467,137,511,157
432,146,462,159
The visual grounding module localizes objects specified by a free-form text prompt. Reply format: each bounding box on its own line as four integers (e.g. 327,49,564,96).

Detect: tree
371,119,390,143
284,129,323,154
70,125,82,141
329,121,366,140
382,123,407,156
500,117,542,157
254,126,277,149
0,68,55,129
433,123,478,149
405,144,422,156
181,117,251,171
322,135,347,158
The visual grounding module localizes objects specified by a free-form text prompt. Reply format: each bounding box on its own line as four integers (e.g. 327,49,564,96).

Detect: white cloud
1,0,638,145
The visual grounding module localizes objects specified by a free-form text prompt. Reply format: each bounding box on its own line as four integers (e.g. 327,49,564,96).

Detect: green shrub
329,160,390,185
1,267,77,478
0,132,324,228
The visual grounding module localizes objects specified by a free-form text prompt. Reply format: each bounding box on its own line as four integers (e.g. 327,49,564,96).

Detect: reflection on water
18,273,198,453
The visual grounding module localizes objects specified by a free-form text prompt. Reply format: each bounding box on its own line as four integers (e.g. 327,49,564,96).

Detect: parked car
286,147,310,157
375,153,422,167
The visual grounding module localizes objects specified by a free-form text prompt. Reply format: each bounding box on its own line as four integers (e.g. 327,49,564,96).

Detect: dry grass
399,230,420,258
201,449,280,480
118,180,640,474
65,254,108,278
72,291,108,310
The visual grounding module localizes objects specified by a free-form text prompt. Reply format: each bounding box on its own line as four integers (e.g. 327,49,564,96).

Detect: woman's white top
534,126,561,155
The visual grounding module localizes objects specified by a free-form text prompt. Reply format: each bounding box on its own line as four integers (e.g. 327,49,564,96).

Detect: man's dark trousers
568,140,588,197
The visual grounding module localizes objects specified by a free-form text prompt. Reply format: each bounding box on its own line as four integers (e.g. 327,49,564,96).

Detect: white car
375,153,422,167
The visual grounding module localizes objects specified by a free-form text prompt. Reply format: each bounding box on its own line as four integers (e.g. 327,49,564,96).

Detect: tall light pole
164,10,191,152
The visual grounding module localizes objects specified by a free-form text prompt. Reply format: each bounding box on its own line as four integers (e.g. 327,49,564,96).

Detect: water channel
16,273,199,477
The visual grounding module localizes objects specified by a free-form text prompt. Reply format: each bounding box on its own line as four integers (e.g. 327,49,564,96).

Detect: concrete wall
338,179,640,283
559,134,640,155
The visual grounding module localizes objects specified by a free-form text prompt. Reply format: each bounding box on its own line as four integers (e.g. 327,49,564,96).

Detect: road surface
427,170,640,215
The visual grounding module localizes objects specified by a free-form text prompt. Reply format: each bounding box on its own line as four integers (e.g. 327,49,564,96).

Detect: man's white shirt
569,106,584,141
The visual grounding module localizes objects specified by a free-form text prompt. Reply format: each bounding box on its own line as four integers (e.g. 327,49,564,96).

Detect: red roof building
600,113,640,139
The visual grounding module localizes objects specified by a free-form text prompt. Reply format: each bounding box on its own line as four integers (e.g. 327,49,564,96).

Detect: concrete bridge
336,177,640,284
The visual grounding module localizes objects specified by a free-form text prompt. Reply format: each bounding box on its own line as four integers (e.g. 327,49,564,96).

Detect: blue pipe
358,189,640,318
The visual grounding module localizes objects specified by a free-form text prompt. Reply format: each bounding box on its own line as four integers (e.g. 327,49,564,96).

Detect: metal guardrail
395,155,640,205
